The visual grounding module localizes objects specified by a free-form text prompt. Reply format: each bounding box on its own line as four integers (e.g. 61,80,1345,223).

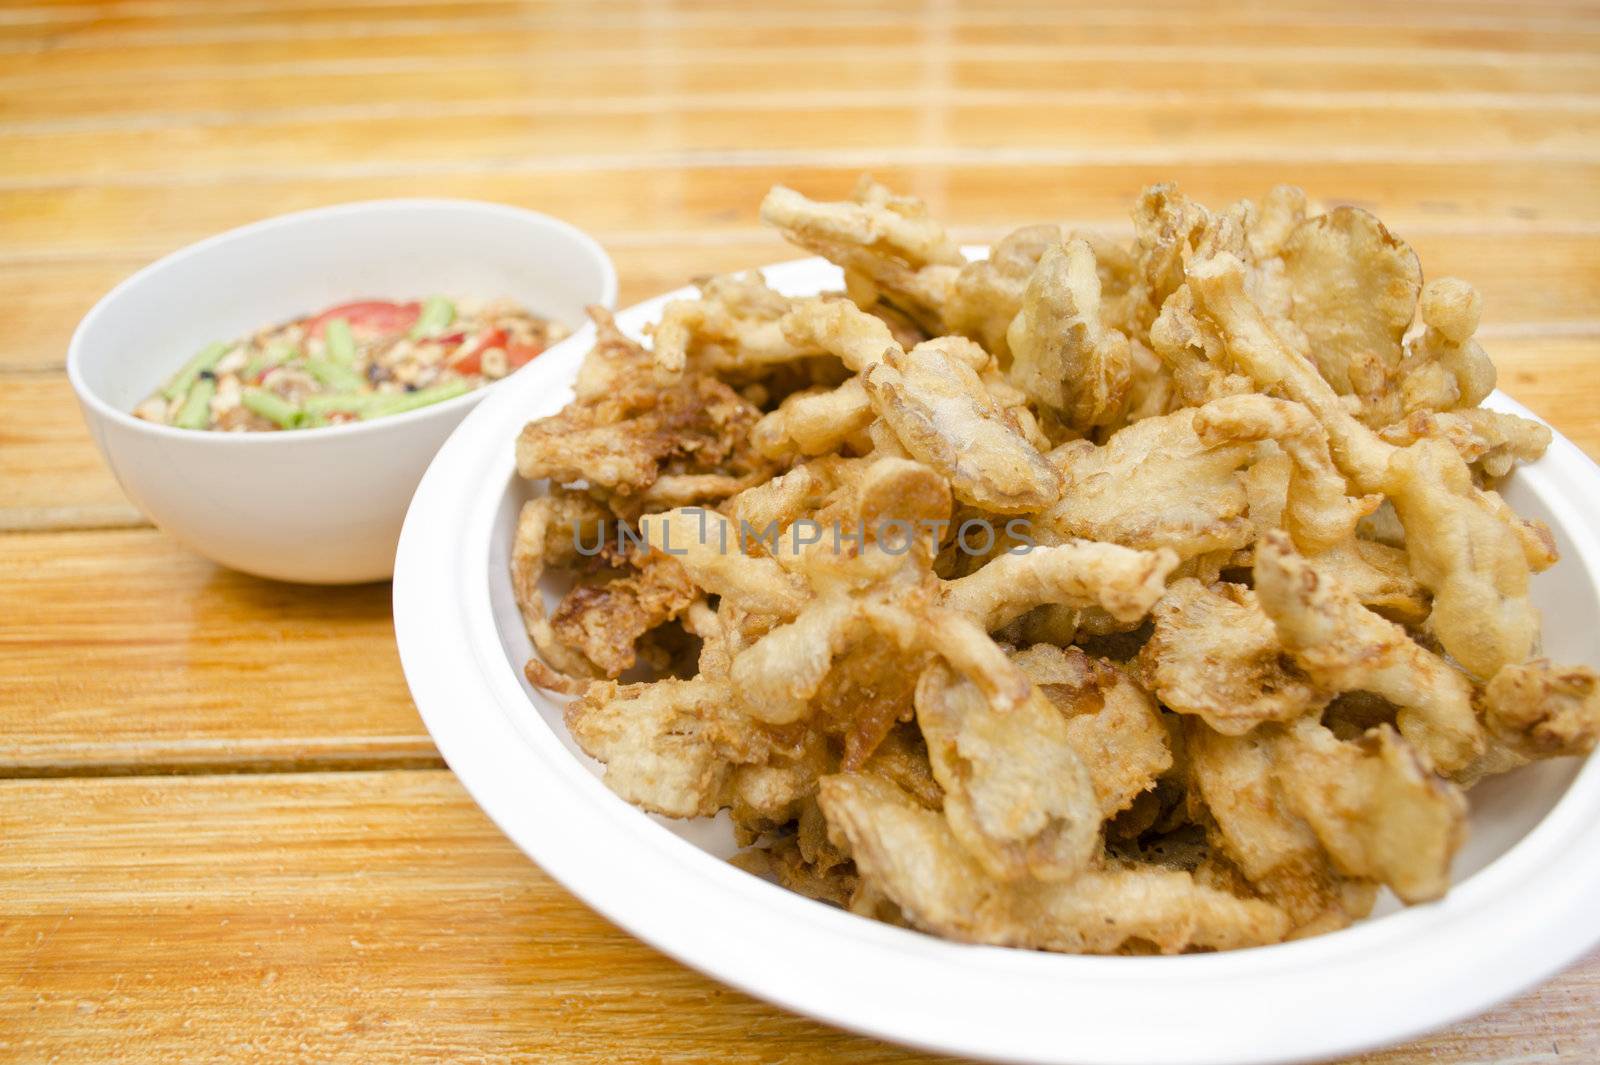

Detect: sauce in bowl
135,295,569,431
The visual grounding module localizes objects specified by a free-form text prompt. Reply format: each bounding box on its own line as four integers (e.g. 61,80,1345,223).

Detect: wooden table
3,1,1599,1060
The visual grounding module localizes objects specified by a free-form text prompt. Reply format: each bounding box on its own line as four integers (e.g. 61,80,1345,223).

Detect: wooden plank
0,769,935,1064
0,23,928,80
0,0,1583,24
1,9,1597,81
0,0,1590,20
0,17,1593,86
950,15,1600,55
7,100,1599,188
0,768,1592,1064
0,372,138,531
5,59,1600,125
0,56,923,123
4,162,1597,268
0,256,124,374
0,527,434,774
1492,336,1600,449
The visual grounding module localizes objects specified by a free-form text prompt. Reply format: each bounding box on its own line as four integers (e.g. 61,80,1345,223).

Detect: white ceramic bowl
68,199,616,584
394,257,1600,1064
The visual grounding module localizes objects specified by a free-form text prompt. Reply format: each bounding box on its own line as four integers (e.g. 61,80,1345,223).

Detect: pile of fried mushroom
511,177,1600,954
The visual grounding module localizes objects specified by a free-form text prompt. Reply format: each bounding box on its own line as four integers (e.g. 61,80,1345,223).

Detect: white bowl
68,199,616,584
394,256,1600,1064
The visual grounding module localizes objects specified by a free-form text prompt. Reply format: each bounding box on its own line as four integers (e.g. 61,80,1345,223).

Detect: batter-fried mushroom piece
1140,578,1329,735
862,337,1061,513
751,377,873,460
1187,251,1543,679
1013,644,1173,819
547,550,697,678
1272,718,1466,904
1186,721,1376,935
945,224,1059,357
1041,408,1257,561
566,676,802,818
1124,184,1210,335
636,508,809,616
940,541,1178,632
511,492,614,693
813,642,926,773
1396,277,1497,418
731,829,858,909
730,594,866,725
1481,659,1600,760
1191,394,1379,553
1379,408,1552,481
1279,206,1422,425
1252,531,1482,773
778,297,902,373
516,317,770,500
650,271,817,380
1384,440,1542,679
915,664,1100,882
569,305,651,398
1149,283,1252,408
820,773,1289,953
760,178,963,333
1005,239,1133,431
1189,716,1464,912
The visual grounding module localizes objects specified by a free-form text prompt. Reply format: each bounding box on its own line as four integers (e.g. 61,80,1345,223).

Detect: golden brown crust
508,176,1580,958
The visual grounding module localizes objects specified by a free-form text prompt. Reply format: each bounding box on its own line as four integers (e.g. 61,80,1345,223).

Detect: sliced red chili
447,327,507,377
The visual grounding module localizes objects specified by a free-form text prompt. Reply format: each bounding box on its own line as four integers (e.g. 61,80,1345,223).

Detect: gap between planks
0,750,446,781
0,507,148,534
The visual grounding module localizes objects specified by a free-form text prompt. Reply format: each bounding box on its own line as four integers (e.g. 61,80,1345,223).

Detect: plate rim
394,255,1600,1065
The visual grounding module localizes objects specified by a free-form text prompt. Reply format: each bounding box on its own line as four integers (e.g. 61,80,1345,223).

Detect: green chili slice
240,388,303,429
324,318,357,364
161,341,228,401
358,379,470,419
304,357,365,393
302,392,382,416
173,376,218,430
242,342,299,382
407,296,456,340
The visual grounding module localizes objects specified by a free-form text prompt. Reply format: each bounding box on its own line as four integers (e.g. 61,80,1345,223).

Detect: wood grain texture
0,527,434,774
9,54,1600,127
7,162,1600,264
0,372,140,531
3,0,1599,1059
0,769,1596,1065
11,101,1600,188
0,770,938,1064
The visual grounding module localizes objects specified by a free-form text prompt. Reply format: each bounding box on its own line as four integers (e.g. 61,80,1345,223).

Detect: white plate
394,256,1600,1065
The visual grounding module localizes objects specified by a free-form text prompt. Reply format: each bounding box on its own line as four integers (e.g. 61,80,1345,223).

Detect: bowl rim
65,197,618,445
394,255,1600,1065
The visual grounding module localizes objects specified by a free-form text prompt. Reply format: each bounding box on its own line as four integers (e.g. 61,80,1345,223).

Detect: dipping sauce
135,296,570,431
